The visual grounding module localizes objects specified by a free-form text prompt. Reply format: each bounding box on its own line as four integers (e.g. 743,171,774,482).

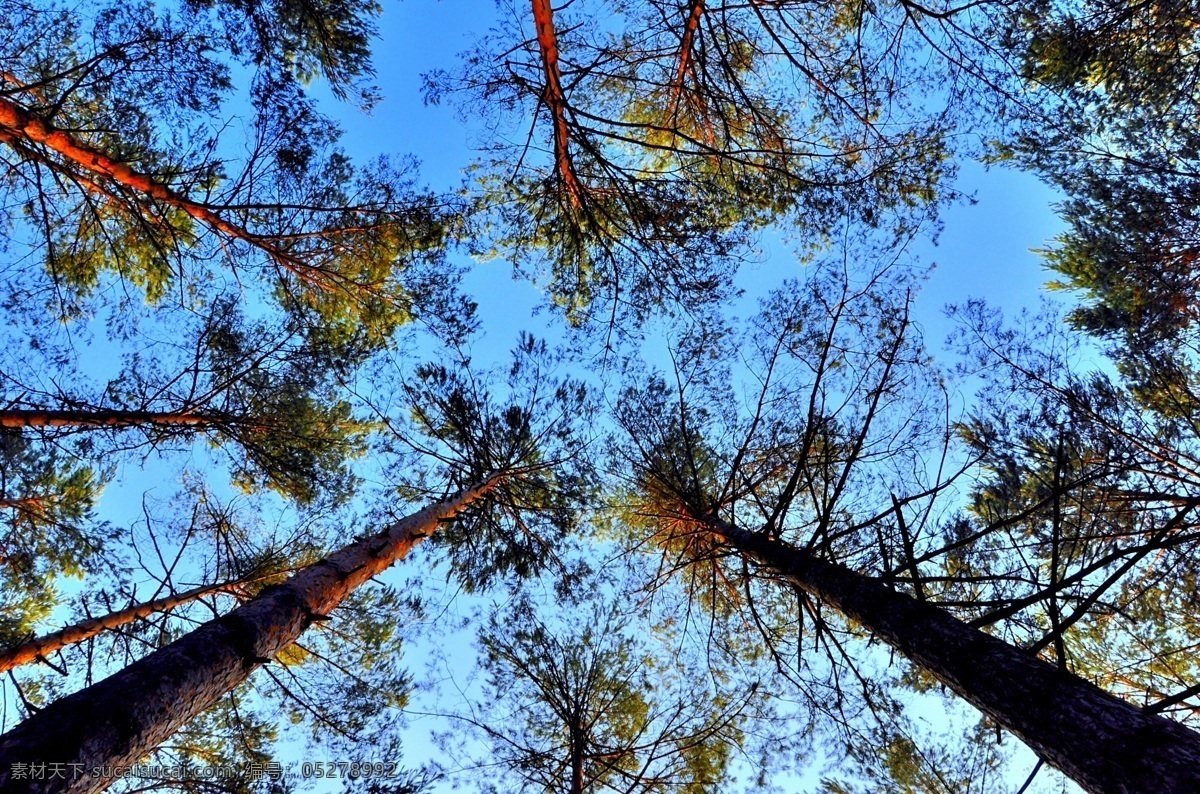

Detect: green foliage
155,690,283,792
612,257,941,568
0,298,373,505
0,429,111,608
11,0,1200,790
187,0,383,104
476,170,743,329
459,590,758,794
818,721,1008,793
0,585,57,654
395,334,594,591
196,303,373,504
1000,0,1200,415
0,0,452,352
949,303,1200,724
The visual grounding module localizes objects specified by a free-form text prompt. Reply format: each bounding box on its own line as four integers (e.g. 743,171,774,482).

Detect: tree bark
0,97,326,288
0,476,503,794
0,579,252,675
0,496,48,510
704,516,1200,794
569,724,585,794
668,0,705,116
530,0,584,207
0,409,217,429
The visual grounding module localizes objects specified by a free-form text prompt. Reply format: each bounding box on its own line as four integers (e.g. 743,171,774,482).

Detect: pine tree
994,0,1200,416
428,0,960,328
1,299,373,504
444,589,765,794
609,259,1200,794
0,335,592,792
0,0,450,346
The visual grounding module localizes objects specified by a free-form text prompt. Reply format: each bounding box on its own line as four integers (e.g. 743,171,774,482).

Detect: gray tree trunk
708,516,1200,794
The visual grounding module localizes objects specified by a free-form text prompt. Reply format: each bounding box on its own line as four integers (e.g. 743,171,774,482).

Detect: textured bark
0,477,502,794
0,97,325,287
530,0,584,206
0,579,251,675
0,409,217,429
706,516,1200,794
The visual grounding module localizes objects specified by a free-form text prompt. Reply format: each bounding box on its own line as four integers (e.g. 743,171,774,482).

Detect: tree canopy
2,0,1200,793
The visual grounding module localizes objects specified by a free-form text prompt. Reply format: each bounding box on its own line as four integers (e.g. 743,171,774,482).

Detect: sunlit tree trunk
0,475,503,794
0,410,218,429
0,496,49,509
0,96,323,287
0,578,255,675
530,0,583,206
704,515,1200,794
668,0,705,116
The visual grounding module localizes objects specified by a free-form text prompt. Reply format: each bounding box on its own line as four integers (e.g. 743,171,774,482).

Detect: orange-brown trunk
0,409,216,429
0,97,324,287
0,476,503,793
0,579,248,675
530,0,584,207
669,0,706,117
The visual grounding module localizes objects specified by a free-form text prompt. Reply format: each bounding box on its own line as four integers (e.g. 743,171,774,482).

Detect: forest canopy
0,0,1198,793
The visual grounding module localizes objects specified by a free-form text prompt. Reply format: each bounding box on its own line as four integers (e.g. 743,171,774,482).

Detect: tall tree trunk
569,723,585,794
530,0,584,207
704,516,1200,794
0,409,218,429
0,476,503,794
0,578,256,675
0,97,325,288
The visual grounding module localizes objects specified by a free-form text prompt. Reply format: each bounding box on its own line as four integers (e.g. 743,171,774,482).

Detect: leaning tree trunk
530,0,583,207
705,516,1200,794
0,409,219,429
0,577,257,675
0,96,322,287
0,476,503,794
